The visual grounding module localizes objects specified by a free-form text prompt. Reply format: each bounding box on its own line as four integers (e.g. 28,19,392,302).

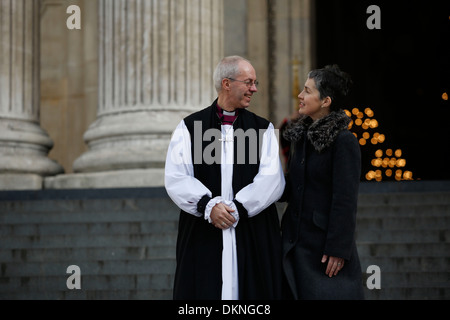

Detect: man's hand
210,202,236,229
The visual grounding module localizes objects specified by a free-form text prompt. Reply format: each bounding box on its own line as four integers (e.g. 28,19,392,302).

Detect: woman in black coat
280,65,364,300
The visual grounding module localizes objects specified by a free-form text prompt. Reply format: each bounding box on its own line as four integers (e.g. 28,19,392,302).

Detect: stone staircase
0,183,449,300
356,190,450,300
0,188,179,300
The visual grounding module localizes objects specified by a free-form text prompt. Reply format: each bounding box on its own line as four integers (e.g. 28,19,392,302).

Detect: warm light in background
375,149,383,158
403,171,413,180
443,92,448,101
345,107,414,182
397,159,406,167
365,108,374,117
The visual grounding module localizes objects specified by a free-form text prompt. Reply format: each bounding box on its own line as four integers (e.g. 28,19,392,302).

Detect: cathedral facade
0,0,313,190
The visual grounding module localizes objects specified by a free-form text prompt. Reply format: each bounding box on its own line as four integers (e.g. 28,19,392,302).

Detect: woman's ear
322,96,332,108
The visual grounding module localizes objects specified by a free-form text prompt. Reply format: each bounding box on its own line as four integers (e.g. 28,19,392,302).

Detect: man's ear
222,78,231,91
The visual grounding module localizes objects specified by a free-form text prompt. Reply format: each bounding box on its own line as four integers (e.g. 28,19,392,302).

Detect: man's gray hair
213,56,251,93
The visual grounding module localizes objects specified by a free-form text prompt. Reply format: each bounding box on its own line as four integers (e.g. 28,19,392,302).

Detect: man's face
228,61,258,109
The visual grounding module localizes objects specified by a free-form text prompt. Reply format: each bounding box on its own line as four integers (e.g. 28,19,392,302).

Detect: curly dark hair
308,64,353,112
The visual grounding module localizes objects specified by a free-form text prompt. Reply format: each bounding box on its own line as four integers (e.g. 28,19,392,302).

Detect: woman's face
298,78,330,120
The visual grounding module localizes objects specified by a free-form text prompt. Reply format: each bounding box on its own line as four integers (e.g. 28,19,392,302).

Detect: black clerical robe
165,99,285,300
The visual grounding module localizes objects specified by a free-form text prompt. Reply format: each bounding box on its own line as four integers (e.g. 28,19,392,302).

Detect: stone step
0,207,179,224
359,256,450,272
358,192,450,206
357,203,450,217
0,198,179,223
355,217,450,233
0,259,176,278
0,221,178,237
355,228,450,243
0,274,174,293
363,287,450,300
356,216,450,231
361,271,450,288
0,233,178,250
0,246,176,263
1,289,173,300
357,242,450,257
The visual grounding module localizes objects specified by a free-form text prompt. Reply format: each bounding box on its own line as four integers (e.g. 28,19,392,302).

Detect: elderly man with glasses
165,55,285,300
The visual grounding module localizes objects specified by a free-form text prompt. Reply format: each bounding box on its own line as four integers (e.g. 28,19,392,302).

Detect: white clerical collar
223,110,236,116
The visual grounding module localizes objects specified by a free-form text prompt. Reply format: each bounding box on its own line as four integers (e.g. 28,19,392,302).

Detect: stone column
270,0,313,127
0,0,63,190
46,0,224,188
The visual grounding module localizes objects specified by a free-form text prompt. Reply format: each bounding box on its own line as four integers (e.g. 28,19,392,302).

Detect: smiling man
165,55,285,300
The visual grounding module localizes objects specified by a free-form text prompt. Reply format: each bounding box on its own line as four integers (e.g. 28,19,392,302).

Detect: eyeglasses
227,78,259,88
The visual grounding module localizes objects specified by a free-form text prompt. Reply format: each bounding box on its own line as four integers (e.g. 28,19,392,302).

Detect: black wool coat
280,110,365,300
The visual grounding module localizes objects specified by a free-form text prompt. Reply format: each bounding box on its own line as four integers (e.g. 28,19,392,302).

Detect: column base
0,119,64,187
0,174,43,190
72,110,182,174
44,168,165,189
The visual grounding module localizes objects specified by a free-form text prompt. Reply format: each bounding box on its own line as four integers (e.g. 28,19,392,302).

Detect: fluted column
0,0,63,190
55,0,223,188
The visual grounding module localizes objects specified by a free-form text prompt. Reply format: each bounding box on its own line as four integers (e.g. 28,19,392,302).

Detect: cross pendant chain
219,115,237,143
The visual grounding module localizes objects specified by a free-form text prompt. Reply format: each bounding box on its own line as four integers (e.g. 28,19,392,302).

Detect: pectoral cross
219,137,234,142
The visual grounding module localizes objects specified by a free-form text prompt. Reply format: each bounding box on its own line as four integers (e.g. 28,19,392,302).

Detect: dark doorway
315,0,450,181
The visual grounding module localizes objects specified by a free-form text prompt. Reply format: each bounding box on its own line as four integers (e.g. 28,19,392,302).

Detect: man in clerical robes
165,56,285,300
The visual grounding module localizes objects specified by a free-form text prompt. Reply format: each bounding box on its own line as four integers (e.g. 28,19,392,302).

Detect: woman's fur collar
282,110,351,153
